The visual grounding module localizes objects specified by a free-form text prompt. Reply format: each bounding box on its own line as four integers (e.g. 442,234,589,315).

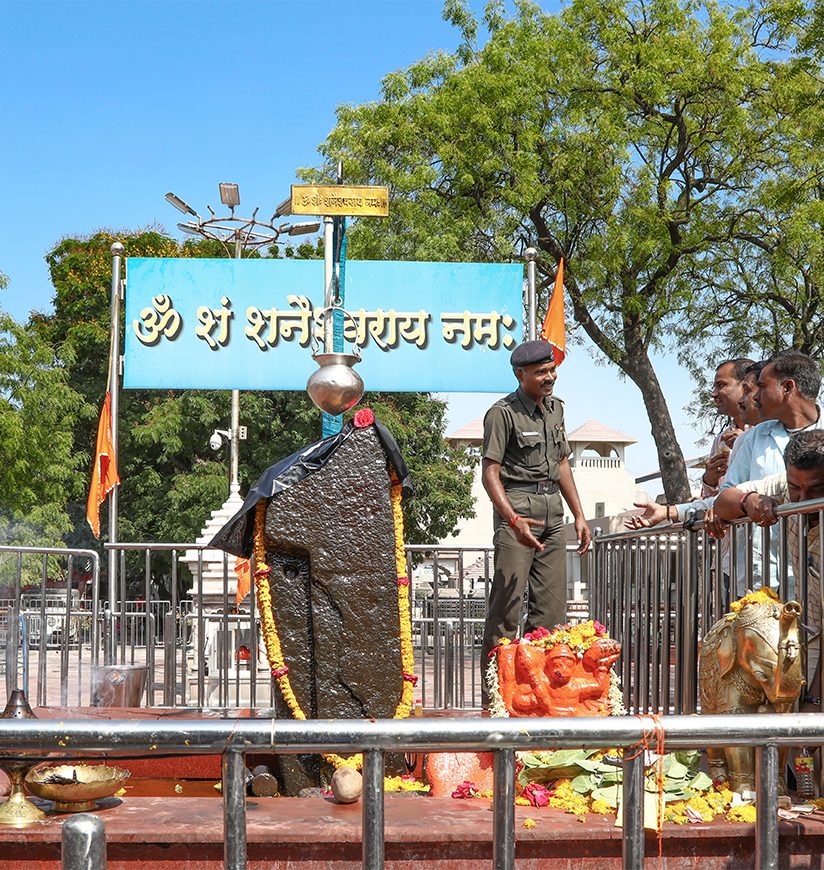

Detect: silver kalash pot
306,308,364,416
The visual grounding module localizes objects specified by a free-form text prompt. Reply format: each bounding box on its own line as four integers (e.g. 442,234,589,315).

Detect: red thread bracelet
508,514,521,528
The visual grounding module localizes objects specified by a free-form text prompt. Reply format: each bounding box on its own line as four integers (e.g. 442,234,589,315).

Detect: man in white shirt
719,352,822,591
714,430,824,707
626,358,755,529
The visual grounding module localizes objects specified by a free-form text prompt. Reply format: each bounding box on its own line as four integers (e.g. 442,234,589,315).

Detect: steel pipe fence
590,495,824,717
0,545,100,707
1,712,820,870
96,542,587,711
0,540,590,710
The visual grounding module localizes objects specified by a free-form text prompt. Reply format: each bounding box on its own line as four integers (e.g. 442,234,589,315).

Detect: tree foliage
678,9,824,384
303,0,817,500
0,310,87,586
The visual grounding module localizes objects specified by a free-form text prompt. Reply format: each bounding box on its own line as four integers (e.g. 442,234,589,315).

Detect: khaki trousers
481,491,567,704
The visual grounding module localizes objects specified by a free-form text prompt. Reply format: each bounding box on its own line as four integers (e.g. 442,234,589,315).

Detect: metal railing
2,711,819,870
590,495,824,716
0,545,100,707
70,541,584,711
0,533,608,714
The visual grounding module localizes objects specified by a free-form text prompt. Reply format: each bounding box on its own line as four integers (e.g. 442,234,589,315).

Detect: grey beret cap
510,340,554,368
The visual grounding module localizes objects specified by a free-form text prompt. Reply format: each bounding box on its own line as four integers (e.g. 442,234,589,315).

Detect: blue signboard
123,258,523,392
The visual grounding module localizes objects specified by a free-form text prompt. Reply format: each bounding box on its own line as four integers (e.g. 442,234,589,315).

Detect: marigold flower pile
496,619,608,655
726,586,779,621
452,773,756,825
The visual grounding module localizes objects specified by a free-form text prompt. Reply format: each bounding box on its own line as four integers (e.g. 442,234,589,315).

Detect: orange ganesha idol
490,621,622,717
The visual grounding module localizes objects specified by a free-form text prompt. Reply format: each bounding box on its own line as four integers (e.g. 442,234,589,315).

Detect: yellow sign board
290,184,389,217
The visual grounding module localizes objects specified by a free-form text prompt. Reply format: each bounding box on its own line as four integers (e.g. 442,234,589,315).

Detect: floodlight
288,221,321,236
274,196,292,217
177,222,201,236
219,183,240,208
165,192,197,216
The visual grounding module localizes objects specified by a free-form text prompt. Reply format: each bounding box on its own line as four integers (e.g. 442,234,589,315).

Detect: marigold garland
726,587,779,621
252,461,415,771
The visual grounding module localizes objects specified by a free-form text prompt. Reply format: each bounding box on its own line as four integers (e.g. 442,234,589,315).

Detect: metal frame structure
589,494,824,717
5,712,821,870
1,545,100,704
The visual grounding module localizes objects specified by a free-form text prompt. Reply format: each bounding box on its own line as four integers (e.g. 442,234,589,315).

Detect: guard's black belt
506,480,559,494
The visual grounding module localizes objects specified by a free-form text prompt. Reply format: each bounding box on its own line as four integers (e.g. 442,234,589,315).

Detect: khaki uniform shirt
482,387,571,489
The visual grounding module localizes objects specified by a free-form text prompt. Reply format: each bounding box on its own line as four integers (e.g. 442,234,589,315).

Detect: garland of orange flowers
253,468,415,770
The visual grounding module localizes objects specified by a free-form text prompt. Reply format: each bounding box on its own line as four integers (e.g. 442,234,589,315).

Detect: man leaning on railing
714,429,824,710
627,352,822,595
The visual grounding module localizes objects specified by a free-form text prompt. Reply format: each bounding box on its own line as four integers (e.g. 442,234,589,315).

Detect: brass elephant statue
699,597,804,793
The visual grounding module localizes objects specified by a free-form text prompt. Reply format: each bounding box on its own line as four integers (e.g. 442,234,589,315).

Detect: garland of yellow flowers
725,586,779,621
252,468,415,770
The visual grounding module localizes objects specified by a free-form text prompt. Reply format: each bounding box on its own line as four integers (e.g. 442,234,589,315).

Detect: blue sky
0,0,704,486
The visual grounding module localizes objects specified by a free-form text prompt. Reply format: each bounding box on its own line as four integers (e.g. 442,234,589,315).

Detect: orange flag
234,558,252,605
540,257,566,365
86,392,120,538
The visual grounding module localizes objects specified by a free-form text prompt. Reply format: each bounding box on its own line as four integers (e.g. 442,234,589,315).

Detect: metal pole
493,748,515,869
228,238,242,496
62,813,106,870
319,214,339,438
622,751,645,869
755,743,779,870
525,248,538,340
107,243,123,606
223,748,247,870
323,216,335,351
362,749,385,869
230,390,240,496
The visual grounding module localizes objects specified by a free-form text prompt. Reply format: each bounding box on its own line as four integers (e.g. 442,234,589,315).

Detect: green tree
305,0,778,500
0,313,85,530
677,18,824,381
0,309,86,586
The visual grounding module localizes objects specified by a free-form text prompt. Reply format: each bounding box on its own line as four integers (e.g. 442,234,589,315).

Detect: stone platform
2,707,824,867
2,793,824,868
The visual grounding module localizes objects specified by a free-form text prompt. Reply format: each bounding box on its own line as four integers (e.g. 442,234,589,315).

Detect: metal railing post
163,611,176,705
223,748,247,869
62,813,106,870
493,748,515,869
755,743,779,870
363,748,385,869
682,531,700,713
622,750,645,869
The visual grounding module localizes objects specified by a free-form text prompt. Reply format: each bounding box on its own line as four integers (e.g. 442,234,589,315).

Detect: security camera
209,431,223,451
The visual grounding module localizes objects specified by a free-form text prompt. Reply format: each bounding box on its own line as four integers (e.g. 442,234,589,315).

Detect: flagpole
108,242,124,609
525,247,538,340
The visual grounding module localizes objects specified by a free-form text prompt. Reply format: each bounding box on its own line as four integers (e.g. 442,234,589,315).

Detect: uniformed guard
481,339,591,705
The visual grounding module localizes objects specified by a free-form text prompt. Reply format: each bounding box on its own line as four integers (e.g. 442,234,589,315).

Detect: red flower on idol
353,408,375,428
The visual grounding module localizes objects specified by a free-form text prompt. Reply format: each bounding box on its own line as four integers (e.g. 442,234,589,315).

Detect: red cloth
86,392,119,538
540,257,566,365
